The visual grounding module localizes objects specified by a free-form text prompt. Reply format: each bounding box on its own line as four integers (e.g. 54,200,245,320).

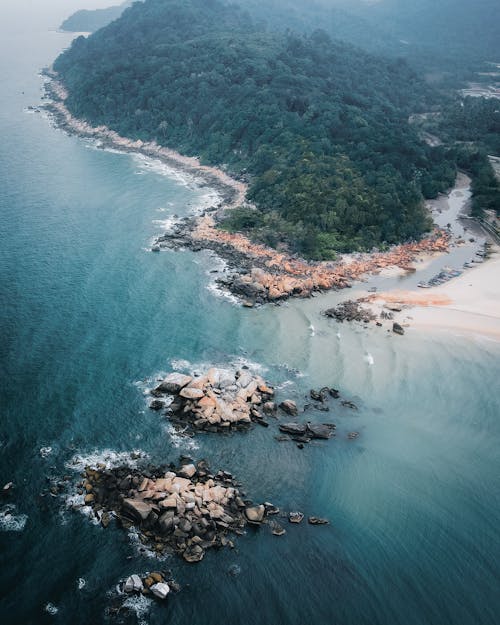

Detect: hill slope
54,0,456,258
60,1,133,33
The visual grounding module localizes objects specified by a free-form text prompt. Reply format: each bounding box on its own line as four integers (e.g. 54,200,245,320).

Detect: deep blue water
1,4,500,625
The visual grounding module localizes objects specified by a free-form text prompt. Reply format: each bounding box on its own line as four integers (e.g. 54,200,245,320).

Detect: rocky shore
150,368,275,431
160,217,450,306
42,72,452,307
147,366,361,444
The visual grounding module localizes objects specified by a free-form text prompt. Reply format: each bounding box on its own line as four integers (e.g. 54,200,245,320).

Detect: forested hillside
54,0,458,258
60,1,132,33
221,0,500,84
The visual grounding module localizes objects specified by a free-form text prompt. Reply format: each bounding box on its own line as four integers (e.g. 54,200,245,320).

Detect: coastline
43,72,453,306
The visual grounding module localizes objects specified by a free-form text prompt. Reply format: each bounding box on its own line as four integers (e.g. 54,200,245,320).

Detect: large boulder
263,401,277,416
179,387,205,400
124,574,144,593
150,582,170,599
122,499,153,522
183,544,205,563
178,464,196,479
279,423,307,436
306,423,334,439
245,505,265,524
279,400,298,416
156,373,192,393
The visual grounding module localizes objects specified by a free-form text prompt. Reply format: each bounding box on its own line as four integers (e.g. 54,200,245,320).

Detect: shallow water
1,4,500,625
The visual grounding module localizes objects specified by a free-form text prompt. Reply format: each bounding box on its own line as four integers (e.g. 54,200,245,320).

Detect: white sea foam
152,215,182,234
0,505,28,532
206,280,240,305
127,526,170,561
66,449,148,472
171,359,192,371
77,578,86,590
122,594,153,625
40,446,53,458
63,492,100,526
164,423,200,451
44,603,59,616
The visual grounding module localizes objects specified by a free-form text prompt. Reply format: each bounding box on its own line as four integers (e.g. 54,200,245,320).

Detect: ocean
1,3,499,624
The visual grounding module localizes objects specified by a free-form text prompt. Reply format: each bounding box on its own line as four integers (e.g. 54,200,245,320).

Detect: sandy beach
369,247,500,339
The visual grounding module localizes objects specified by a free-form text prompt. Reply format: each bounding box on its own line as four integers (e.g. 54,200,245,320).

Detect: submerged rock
306,423,335,440
393,322,405,336
289,512,304,524
308,517,329,525
279,423,307,436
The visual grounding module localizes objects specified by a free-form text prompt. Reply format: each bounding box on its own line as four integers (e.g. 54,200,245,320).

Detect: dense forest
55,0,463,258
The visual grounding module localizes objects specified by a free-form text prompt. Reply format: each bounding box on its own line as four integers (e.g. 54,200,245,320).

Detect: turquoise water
1,4,500,624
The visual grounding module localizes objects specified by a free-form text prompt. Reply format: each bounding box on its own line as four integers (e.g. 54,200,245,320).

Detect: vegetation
60,1,132,33
55,0,461,258
415,98,500,217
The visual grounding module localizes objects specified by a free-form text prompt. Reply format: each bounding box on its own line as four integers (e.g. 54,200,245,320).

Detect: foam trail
364,351,375,366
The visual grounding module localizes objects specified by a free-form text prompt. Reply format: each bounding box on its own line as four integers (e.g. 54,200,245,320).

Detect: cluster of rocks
121,571,179,601
278,422,336,443
149,369,276,431
324,300,376,323
275,387,360,446
79,459,274,563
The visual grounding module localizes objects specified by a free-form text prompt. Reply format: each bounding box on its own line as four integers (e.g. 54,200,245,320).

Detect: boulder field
80,459,277,564
150,368,275,431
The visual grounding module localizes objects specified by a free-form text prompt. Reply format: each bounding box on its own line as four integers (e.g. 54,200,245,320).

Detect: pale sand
371,249,500,339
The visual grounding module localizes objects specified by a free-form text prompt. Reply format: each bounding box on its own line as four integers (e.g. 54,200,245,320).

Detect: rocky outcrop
78,459,272,564
150,368,275,432
324,300,376,323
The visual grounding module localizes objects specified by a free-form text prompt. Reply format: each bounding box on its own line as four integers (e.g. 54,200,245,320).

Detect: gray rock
151,582,170,599
263,401,277,416
158,512,174,533
149,399,165,411
279,400,298,416
156,373,193,394
179,387,204,400
306,423,334,439
236,372,253,388
183,544,205,563
122,499,153,522
393,322,405,336
124,574,144,593
279,423,307,436
289,511,304,524
308,517,329,525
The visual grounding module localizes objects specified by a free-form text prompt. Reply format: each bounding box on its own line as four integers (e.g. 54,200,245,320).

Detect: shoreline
44,72,453,306
359,245,500,340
